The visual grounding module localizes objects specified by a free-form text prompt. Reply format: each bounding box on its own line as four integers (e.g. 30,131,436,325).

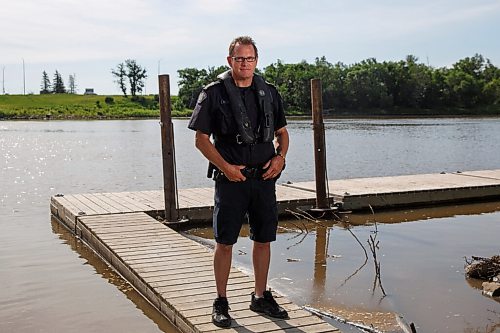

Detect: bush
104,96,114,104
131,95,146,105
173,97,185,111
131,95,158,109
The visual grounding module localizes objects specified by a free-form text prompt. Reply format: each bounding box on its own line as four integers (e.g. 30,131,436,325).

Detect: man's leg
212,180,248,327
249,240,288,319
252,241,270,296
248,180,287,319
212,242,233,328
214,243,233,297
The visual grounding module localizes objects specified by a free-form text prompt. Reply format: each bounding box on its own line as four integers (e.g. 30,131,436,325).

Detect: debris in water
327,254,342,259
465,255,500,299
465,255,500,280
287,258,301,262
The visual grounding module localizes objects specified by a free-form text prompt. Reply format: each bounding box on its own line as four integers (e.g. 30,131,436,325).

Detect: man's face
227,43,258,83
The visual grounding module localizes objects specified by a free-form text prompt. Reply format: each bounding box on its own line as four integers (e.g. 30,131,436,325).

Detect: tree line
40,70,76,94
176,54,500,114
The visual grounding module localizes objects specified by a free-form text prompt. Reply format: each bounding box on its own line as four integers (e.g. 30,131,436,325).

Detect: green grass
1,94,498,120
0,94,191,119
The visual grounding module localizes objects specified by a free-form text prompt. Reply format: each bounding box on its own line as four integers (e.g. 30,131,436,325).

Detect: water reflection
2,118,500,332
313,226,327,301
184,201,500,332
50,217,180,332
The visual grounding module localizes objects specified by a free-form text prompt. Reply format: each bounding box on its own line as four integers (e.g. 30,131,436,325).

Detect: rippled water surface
1,118,500,332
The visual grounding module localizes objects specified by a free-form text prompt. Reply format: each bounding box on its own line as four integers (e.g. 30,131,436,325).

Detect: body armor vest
217,70,274,144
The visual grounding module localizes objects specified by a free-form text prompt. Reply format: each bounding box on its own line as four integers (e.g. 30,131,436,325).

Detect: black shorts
213,178,278,245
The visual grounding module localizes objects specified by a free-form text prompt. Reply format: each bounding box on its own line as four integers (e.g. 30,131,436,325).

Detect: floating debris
465,255,500,299
465,255,500,280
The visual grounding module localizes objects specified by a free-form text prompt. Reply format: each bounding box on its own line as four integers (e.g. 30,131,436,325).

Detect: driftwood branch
338,220,369,289
284,208,333,250
368,234,386,296
366,204,386,297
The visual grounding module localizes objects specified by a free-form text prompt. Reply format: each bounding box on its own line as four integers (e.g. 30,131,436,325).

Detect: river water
1,118,499,332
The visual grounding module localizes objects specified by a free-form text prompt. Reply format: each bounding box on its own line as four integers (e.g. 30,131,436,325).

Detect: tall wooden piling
158,74,178,221
311,79,329,209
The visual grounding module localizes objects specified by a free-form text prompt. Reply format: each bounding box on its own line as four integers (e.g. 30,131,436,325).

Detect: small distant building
84,88,97,95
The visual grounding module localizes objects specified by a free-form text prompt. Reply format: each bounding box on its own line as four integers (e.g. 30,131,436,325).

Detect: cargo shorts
213,178,278,245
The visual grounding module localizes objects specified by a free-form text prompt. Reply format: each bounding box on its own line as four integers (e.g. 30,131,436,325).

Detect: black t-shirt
188,76,287,167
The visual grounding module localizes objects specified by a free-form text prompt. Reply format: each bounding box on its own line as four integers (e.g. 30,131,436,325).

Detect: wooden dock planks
50,170,500,332
50,185,317,223
282,169,500,211
61,211,339,333
51,170,500,223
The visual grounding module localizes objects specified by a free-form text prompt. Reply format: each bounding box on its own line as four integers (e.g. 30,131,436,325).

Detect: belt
215,134,261,145
240,166,266,179
213,166,268,182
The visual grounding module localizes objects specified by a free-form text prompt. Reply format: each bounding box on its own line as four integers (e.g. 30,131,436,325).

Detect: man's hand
262,155,285,180
262,126,289,180
223,164,247,182
195,131,247,182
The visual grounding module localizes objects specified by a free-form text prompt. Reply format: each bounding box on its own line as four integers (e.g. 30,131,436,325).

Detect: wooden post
158,74,178,222
311,79,329,209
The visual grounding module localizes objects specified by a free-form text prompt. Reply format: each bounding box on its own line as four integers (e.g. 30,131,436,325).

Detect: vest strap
217,70,275,144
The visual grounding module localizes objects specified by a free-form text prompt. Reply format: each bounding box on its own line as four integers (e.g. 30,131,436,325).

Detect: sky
1,0,499,95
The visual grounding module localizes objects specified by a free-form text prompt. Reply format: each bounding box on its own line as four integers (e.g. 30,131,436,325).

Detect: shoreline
1,94,499,120
2,113,500,121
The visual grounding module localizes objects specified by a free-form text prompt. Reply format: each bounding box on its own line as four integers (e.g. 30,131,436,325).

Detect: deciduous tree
112,63,128,97
177,66,228,108
125,59,147,97
177,54,499,114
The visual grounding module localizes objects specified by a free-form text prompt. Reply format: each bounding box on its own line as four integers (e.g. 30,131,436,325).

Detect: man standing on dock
188,36,290,328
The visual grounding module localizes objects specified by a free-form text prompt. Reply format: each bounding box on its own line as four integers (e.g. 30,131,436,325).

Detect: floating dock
50,169,500,332
51,210,340,332
285,169,500,211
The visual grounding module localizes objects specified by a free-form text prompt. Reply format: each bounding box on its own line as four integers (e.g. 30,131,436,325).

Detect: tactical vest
217,70,274,144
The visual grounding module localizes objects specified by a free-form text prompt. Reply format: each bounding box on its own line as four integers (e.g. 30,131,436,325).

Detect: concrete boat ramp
50,169,500,332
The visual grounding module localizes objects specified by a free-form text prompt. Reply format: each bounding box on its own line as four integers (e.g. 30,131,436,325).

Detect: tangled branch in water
465,255,500,280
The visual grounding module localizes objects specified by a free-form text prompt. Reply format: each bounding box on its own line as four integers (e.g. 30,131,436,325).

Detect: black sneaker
250,290,289,319
212,297,232,328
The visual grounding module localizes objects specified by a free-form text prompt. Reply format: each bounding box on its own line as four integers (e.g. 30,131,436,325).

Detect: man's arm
262,127,289,180
195,130,246,182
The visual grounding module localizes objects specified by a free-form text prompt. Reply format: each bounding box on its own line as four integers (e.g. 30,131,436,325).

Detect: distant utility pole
22,58,26,95
158,59,162,95
2,66,5,95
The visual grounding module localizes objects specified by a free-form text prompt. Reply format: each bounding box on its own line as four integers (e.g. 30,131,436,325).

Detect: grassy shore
0,94,191,119
1,94,499,120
